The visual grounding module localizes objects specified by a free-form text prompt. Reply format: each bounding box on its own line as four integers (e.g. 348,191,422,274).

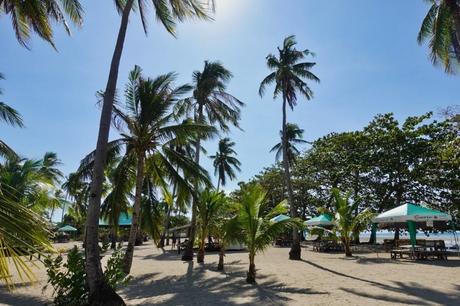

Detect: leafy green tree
178,60,244,261
259,35,319,260
210,138,241,190
270,122,308,167
0,152,61,287
418,0,460,73
84,2,214,302
196,189,227,263
228,185,300,283
331,189,374,257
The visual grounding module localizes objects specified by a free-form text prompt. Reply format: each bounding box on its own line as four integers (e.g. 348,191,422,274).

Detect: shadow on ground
0,287,47,306
301,258,460,305
121,260,327,305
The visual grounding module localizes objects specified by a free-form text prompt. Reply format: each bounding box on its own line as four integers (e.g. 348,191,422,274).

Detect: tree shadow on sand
340,282,460,305
0,285,48,306
301,259,460,305
121,261,327,305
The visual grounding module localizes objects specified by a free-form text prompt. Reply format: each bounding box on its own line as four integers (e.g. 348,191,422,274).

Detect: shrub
44,246,130,305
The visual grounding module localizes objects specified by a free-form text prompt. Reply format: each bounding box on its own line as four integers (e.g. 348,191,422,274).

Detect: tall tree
210,137,241,190
83,66,214,275
418,0,460,73
270,122,308,167
178,60,244,261
0,0,83,48
259,35,319,260
84,3,214,302
195,189,226,263
227,185,299,283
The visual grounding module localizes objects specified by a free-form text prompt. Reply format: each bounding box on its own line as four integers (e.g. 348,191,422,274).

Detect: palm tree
259,35,320,260
331,188,374,257
210,138,241,190
178,60,244,261
82,66,214,275
0,73,24,158
195,189,226,263
270,123,309,167
0,0,83,48
85,3,214,301
418,0,460,73
228,185,300,283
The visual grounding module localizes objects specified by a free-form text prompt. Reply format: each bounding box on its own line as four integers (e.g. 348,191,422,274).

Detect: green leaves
1,0,84,49
209,138,241,188
418,0,460,73
259,35,320,108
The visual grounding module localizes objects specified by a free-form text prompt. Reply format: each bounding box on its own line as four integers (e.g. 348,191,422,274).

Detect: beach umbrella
270,214,290,222
57,225,77,232
373,203,452,247
304,214,334,227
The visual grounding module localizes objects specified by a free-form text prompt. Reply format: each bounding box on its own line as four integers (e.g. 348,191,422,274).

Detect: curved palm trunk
246,253,256,283
182,105,204,261
123,153,145,274
281,95,301,260
85,1,134,304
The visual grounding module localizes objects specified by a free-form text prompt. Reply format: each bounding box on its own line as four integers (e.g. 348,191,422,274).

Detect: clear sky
1,0,459,194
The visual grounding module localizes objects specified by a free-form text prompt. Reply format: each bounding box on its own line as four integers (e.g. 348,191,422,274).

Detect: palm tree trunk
159,206,172,248
246,253,256,283
123,153,145,274
110,226,117,250
182,105,204,261
281,94,301,260
343,238,352,257
84,1,134,304
217,246,225,270
159,180,177,248
216,178,221,191
197,228,206,263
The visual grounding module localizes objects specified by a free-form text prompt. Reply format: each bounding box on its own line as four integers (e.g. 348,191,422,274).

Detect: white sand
1,241,460,305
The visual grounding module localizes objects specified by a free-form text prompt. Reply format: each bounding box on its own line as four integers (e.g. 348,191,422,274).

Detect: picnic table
390,240,448,260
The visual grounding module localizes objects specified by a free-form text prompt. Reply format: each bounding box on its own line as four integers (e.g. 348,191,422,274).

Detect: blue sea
359,230,460,248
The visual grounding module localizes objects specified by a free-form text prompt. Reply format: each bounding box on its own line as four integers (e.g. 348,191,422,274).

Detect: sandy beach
1,241,460,306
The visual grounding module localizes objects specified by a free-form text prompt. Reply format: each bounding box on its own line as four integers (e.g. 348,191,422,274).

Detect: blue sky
1,0,459,194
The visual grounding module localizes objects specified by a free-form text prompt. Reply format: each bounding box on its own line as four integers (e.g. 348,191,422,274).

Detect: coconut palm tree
418,0,460,73
228,184,300,283
0,73,23,158
259,35,320,260
85,3,214,301
209,138,241,190
178,60,244,261
0,0,83,48
270,123,309,167
82,66,214,275
331,188,374,257
195,189,226,263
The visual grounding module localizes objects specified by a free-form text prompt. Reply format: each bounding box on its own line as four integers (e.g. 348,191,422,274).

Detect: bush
44,246,131,306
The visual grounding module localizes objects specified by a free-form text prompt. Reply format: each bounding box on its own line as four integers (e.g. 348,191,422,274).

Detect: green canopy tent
372,203,452,247
270,214,290,222
57,225,78,232
305,214,334,227
98,213,132,227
